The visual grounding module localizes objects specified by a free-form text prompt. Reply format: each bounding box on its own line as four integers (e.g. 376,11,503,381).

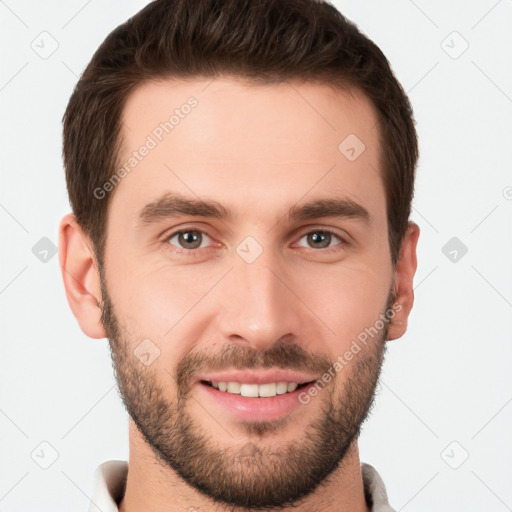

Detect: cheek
107,243,188,314
107,261,220,358
299,264,391,353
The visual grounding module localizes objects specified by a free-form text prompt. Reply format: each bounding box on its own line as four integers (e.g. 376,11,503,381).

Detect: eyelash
164,227,347,257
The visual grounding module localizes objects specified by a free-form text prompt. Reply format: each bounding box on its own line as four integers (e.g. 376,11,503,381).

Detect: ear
58,213,106,339
387,221,420,341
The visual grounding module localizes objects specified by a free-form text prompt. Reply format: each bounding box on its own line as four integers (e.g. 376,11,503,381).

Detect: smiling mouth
200,380,314,398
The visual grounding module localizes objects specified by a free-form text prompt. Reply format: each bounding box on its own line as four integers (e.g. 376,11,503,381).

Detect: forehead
112,76,384,228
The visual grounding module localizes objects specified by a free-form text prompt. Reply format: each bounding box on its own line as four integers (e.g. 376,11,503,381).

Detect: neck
119,420,371,512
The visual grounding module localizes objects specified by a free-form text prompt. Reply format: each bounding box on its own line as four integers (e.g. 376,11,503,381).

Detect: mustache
176,341,334,391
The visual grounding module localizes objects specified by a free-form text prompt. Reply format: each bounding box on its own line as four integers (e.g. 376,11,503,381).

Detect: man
58,0,419,510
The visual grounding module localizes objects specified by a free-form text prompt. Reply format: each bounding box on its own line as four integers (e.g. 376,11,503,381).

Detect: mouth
195,370,320,422
200,380,314,398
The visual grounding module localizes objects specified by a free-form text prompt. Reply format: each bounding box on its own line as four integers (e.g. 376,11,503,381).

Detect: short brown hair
63,0,418,266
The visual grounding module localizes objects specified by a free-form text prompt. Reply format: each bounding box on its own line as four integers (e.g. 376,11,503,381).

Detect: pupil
181,231,200,249
310,231,329,248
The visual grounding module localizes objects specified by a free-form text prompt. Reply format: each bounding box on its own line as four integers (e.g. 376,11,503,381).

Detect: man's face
100,77,396,508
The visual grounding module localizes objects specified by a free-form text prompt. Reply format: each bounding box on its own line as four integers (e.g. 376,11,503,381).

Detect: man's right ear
58,213,106,339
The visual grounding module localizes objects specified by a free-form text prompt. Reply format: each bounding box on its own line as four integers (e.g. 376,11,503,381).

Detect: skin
59,77,419,512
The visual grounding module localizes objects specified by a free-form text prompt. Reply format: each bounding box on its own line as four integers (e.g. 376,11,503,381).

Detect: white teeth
258,383,277,397
240,383,259,397
209,381,302,397
227,382,241,394
276,382,288,394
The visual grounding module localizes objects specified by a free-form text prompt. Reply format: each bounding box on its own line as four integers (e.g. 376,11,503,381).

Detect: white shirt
88,460,396,512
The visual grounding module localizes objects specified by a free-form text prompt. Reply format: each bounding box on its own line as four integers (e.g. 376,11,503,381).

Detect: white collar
89,460,395,511
88,460,127,512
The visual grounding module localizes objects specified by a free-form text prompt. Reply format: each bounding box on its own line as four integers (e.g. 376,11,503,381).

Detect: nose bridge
217,242,301,350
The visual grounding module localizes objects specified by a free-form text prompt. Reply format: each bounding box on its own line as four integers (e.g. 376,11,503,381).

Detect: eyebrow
137,192,371,227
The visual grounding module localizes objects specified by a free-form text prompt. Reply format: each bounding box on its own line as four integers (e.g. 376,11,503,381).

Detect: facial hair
100,273,391,510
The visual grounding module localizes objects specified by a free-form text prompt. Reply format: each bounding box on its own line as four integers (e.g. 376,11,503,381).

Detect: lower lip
197,382,313,422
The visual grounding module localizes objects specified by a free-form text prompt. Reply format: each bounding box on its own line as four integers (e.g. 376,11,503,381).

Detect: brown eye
167,229,210,251
297,230,344,250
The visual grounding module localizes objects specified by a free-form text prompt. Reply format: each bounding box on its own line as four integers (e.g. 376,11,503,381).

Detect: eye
164,227,346,257
296,229,345,251
166,229,213,253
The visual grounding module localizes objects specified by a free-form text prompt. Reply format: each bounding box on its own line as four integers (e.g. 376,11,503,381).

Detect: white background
0,1,511,510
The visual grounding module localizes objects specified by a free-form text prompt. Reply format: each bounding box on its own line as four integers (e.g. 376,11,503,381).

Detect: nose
216,244,304,353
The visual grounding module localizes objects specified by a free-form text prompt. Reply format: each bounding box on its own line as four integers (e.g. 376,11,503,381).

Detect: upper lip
196,369,319,385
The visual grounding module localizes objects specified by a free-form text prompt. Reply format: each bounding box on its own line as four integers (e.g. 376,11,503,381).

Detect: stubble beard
100,274,390,510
